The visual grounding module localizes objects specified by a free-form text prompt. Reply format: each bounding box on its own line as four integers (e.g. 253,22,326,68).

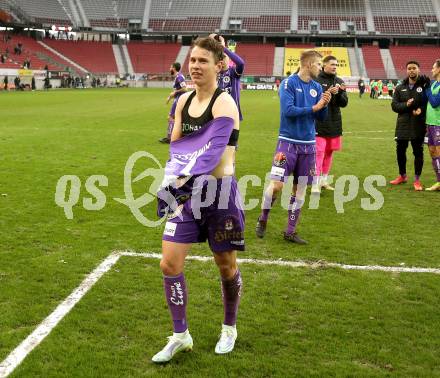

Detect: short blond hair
300,50,323,66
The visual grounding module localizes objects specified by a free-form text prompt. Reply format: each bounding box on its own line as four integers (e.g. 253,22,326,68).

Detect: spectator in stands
159,62,187,144
1,54,5,64
358,77,365,98
209,34,245,122
425,59,440,191
390,60,430,191
313,55,348,193
256,50,331,244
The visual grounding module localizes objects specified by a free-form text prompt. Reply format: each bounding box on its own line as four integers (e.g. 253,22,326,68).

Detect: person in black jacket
313,55,348,192
390,61,430,191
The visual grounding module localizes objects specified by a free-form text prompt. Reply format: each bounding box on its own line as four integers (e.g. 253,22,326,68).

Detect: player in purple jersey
256,50,331,244
159,62,187,144
152,37,243,363
210,34,244,120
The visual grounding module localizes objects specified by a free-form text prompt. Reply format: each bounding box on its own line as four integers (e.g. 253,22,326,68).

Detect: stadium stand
0,33,71,70
229,0,291,32
361,45,386,78
148,0,224,32
370,0,438,34
390,46,440,78
79,0,145,29
44,39,118,74
13,0,71,25
126,42,181,74
235,43,275,76
298,0,367,31
81,0,121,28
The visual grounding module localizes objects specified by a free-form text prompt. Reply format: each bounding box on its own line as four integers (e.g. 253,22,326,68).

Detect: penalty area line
1,251,439,377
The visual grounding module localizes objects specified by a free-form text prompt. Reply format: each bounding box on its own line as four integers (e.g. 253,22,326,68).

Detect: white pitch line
0,252,122,378
119,251,440,274
1,251,440,377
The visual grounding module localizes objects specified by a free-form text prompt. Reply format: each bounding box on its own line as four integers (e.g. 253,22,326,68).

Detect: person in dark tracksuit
390,61,431,191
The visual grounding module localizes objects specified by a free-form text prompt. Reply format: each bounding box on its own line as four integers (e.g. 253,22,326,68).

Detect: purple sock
163,273,188,333
414,175,420,182
286,196,304,234
260,193,277,222
221,269,242,326
433,157,440,182
167,119,174,139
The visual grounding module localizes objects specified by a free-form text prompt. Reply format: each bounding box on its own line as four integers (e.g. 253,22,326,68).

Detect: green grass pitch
0,88,439,377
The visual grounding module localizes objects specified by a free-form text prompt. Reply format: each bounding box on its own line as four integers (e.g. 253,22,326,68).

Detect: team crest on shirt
273,152,287,167
223,76,231,84
309,89,318,97
416,87,422,93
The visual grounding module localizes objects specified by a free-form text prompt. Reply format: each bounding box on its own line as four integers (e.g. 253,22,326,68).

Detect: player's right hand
406,98,414,107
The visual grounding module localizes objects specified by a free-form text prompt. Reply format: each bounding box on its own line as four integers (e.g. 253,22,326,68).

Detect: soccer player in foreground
159,62,187,143
425,59,440,191
390,61,430,191
313,55,348,193
209,34,245,121
152,37,243,363
256,50,331,244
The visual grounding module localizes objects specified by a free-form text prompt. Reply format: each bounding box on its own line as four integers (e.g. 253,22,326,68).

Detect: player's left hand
339,83,346,91
413,108,422,116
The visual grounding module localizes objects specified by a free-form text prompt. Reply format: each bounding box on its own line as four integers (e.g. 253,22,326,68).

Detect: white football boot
152,330,193,363
215,324,237,354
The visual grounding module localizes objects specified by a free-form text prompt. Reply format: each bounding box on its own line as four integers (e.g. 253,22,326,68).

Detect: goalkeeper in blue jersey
256,50,331,244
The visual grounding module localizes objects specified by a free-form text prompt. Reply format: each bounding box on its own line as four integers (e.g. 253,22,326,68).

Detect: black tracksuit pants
396,138,424,177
